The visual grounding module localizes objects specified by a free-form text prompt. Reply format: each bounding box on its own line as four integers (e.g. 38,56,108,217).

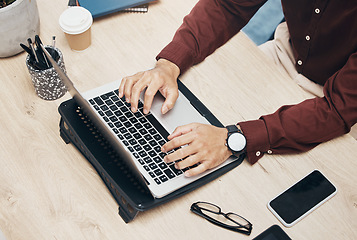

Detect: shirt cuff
238,119,271,164
156,41,195,74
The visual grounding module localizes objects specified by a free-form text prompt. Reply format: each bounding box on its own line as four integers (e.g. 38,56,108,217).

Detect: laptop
41,45,238,198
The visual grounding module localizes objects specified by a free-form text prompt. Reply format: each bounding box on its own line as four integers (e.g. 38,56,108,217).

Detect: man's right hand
119,58,180,115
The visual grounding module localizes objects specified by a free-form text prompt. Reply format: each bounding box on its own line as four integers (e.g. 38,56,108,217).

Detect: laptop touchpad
141,91,209,134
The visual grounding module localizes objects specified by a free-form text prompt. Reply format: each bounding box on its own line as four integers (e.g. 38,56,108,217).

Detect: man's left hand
161,123,232,177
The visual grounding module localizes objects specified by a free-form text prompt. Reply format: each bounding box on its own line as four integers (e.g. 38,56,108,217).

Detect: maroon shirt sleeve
241,52,357,164
157,0,357,164
157,0,266,73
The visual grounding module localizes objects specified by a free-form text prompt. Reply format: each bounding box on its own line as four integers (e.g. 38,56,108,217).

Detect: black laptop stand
58,91,244,223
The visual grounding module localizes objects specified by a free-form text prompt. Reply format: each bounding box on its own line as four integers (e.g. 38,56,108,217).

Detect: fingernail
143,109,148,115
131,107,136,112
184,171,190,177
162,106,168,114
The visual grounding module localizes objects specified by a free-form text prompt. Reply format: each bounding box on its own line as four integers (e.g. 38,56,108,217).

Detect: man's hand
119,59,180,115
161,123,232,177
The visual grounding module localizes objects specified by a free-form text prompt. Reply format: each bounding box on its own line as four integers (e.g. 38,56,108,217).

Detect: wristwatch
226,125,246,156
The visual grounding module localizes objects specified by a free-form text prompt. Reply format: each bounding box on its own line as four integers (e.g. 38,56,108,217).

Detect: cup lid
59,7,93,34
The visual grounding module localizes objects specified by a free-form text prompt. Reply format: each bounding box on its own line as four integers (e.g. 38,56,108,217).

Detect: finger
167,123,195,140
122,72,144,103
118,77,127,98
164,144,196,163
162,129,194,153
161,89,179,114
130,77,149,112
184,162,209,177
141,78,165,114
174,154,200,170
122,76,136,103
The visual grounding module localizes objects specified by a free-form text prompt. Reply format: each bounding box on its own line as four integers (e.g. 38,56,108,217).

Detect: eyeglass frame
190,201,253,235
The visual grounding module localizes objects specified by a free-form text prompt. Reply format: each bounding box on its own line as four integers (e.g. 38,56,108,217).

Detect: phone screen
268,170,337,227
253,225,291,240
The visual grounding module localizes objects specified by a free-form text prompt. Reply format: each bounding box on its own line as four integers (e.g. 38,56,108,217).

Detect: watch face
228,132,246,152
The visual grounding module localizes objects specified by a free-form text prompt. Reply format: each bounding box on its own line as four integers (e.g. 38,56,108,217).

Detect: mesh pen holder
26,46,67,101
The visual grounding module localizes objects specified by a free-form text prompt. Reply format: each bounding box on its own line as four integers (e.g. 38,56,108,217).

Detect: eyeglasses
190,201,252,235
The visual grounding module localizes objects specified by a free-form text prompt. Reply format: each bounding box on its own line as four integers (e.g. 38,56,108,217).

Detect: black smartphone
253,225,291,240
267,170,337,227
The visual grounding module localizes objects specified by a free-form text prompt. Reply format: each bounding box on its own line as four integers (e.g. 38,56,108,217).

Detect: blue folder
78,0,155,18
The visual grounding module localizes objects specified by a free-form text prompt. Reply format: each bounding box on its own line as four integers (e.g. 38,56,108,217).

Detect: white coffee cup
59,6,93,52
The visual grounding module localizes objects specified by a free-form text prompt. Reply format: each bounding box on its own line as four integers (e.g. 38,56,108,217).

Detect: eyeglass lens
226,213,251,227
196,202,220,213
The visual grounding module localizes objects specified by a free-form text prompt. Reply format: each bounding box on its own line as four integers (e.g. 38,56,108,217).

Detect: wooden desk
0,0,356,239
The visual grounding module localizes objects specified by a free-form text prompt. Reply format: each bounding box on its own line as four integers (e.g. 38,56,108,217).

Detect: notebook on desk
78,0,155,18
41,45,239,198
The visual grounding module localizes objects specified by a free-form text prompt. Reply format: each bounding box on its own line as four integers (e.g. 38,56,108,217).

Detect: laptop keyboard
88,90,185,185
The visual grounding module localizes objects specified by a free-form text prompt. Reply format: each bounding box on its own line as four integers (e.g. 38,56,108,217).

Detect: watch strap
226,124,241,134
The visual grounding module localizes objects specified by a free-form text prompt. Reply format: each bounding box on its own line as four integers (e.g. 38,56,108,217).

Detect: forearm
240,53,357,164
157,0,266,74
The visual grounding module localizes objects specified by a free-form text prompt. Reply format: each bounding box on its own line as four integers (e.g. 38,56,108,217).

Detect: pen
27,38,39,63
35,35,50,68
52,36,56,48
31,59,45,70
68,0,79,6
20,43,34,58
